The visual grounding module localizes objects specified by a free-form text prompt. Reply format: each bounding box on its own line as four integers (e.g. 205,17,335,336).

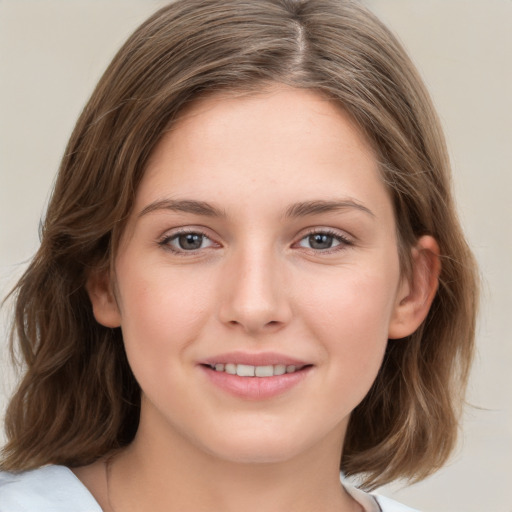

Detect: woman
0,1,478,510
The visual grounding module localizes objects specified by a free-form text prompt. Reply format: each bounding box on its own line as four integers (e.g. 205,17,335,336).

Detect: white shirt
0,465,419,512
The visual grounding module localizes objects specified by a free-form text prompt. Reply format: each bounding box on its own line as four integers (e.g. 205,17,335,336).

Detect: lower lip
200,365,311,400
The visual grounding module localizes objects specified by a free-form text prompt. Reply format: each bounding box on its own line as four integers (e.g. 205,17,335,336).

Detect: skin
79,86,440,512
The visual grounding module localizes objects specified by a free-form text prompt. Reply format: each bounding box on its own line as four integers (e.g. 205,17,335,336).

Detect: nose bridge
219,237,290,333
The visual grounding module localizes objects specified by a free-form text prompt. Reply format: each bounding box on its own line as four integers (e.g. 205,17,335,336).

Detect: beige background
0,1,511,511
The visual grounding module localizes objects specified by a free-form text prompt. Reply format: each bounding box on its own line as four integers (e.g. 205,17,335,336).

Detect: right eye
159,230,217,254
298,233,342,251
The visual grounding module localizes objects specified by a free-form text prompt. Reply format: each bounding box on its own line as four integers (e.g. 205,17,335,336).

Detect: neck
106,412,358,512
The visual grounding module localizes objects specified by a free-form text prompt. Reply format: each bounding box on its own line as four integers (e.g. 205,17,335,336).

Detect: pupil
179,233,202,250
309,234,332,250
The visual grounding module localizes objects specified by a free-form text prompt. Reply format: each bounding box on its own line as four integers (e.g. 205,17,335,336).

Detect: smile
200,356,312,400
208,363,304,377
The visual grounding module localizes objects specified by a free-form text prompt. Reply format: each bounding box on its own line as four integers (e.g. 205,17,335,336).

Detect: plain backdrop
0,1,511,511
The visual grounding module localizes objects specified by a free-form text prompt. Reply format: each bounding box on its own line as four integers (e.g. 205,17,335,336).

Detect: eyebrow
138,198,374,219
284,200,375,218
138,199,226,218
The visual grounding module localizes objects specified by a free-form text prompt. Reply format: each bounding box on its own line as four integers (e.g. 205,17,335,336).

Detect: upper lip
200,351,310,367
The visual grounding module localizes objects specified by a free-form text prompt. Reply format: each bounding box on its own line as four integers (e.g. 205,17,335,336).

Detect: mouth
203,362,309,377
199,353,313,400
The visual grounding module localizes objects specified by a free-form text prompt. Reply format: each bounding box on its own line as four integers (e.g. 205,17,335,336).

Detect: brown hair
1,0,478,489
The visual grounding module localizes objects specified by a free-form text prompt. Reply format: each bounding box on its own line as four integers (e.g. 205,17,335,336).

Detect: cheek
298,264,399,399
117,256,209,326
301,263,398,337
113,261,213,382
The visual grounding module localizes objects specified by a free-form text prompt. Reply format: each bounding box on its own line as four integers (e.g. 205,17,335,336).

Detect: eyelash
294,229,353,254
157,228,353,255
158,228,218,255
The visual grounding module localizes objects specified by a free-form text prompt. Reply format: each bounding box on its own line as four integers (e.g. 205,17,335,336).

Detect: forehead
134,86,390,221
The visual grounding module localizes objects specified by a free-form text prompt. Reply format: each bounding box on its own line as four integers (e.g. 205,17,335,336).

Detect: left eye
297,232,344,250
165,232,215,251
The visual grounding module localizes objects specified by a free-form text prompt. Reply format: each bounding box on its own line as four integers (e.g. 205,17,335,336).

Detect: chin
209,440,305,465
194,422,321,466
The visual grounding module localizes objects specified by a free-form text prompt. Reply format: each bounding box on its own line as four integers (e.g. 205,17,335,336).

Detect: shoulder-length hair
1,0,478,490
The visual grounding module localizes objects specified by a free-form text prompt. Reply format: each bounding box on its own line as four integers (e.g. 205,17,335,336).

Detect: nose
218,245,292,335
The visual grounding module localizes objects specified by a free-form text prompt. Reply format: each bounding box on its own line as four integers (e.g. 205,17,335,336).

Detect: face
90,87,422,465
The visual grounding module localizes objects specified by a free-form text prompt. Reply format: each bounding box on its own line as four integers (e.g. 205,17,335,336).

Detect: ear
388,235,441,339
86,269,122,328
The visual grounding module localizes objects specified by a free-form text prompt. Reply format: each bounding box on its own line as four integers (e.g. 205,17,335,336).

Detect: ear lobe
388,235,441,340
86,269,121,328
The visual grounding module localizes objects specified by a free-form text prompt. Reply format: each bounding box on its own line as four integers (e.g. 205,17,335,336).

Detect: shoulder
373,494,421,512
0,465,102,512
345,483,421,512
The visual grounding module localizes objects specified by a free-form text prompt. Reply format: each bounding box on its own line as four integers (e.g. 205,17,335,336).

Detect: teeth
236,364,255,377
274,364,286,375
225,363,236,375
211,363,302,377
255,365,273,377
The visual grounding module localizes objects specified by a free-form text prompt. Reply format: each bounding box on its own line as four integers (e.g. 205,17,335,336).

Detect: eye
296,230,351,252
159,230,217,253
